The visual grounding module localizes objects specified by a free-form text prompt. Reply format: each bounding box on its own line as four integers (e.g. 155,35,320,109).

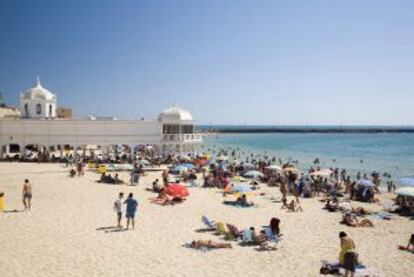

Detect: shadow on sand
195,228,215,233
96,226,128,233
3,209,25,213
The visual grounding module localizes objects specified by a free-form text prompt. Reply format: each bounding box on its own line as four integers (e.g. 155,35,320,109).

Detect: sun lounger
371,211,392,220
226,223,242,239
202,215,216,230
213,221,233,239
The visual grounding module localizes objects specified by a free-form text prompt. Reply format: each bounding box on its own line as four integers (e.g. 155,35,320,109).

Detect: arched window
36,104,42,115
24,104,29,117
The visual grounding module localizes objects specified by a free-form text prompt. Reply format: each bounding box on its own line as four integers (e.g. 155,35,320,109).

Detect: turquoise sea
202,132,414,185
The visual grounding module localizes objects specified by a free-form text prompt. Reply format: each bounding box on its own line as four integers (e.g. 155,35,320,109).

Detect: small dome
22,78,56,101
158,105,193,121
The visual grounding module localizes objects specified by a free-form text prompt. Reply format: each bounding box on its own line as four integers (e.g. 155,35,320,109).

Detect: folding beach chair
215,222,226,234
226,223,242,239
263,226,282,243
214,222,233,240
240,229,255,245
201,215,216,230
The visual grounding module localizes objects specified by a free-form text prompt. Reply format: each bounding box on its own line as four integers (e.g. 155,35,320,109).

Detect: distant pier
198,126,414,134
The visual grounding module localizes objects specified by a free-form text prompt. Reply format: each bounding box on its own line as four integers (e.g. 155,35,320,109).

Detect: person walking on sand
0,191,5,211
124,193,139,230
114,192,124,228
22,179,32,210
339,231,357,277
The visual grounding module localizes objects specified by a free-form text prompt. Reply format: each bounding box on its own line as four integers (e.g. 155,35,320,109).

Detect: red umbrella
165,184,189,198
195,159,209,166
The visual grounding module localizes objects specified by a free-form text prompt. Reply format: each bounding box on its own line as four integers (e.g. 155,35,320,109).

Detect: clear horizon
0,0,413,125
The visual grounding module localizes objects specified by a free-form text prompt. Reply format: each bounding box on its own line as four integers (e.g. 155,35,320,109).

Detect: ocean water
201,133,414,184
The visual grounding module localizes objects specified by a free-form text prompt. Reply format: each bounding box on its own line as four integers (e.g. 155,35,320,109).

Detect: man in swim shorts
114,192,124,228
123,193,139,230
22,179,32,210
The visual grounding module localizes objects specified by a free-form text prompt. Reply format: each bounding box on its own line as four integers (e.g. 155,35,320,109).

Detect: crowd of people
1,147,412,276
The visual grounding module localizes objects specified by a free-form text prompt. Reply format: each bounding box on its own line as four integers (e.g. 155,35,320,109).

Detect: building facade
56,107,73,119
0,79,202,159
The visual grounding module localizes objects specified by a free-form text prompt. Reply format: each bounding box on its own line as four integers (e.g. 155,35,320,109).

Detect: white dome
22,78,56,101
158,105,193,121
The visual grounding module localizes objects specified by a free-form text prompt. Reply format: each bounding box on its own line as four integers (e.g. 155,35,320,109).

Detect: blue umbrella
172,165,188,173
357,179,375,187
138,159,150,166
180,163,195,169
400,176,414,187
232,184,252,193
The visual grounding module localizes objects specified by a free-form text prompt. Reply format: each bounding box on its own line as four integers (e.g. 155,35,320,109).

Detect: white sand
0,163,413,277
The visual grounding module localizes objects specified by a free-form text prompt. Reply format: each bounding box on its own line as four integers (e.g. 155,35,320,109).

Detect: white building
0,79,202,159
20,77,57,119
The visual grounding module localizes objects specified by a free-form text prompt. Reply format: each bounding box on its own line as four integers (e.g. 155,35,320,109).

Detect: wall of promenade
0,118,162,151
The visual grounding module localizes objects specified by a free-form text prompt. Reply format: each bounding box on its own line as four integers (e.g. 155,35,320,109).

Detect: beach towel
371,211,392,220
321,261,380,277
183,243,211,253
222,200,257,208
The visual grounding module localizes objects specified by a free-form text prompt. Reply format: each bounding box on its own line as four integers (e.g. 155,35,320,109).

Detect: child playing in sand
288,199,303,212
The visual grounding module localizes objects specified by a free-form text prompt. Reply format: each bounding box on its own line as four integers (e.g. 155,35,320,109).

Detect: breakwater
198,126,414,134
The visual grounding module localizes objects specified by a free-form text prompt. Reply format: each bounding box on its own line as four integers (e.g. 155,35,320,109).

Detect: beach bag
320,265,339,275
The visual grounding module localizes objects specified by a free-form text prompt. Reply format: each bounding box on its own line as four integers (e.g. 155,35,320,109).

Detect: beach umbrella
357,179,375,187
400,176,414,187
165,184,189,198
178,154,191,161
216,154,228,161
180,163,195,169
265,165,282,171
231,184,252,193
395,187,414,198
137,159,150,166
195,159,209,166
171,165,188,174
243,163,256,170
244,170,264,179
310,169,332,177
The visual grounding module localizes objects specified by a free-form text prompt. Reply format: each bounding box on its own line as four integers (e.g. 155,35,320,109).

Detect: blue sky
0,0,413,125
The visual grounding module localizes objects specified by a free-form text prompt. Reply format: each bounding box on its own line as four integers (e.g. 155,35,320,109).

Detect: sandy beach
0,162,413,277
